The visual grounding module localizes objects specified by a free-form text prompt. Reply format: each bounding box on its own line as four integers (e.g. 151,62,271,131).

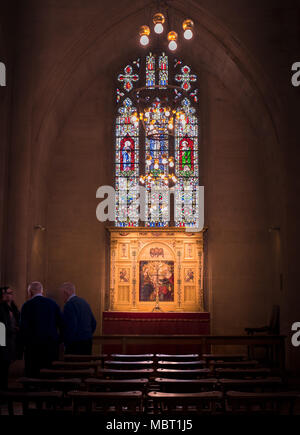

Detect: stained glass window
115,98,139,226
115,53,199,228
174,98,199,227
144,100,170,227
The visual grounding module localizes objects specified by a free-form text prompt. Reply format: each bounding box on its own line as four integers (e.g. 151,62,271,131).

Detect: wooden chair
39,368,95,379
157,360,205,369
226,390,299,415
97,368,154,379
104,360,154,370
111,354,154,361
155,377,218,393
155,354,200,361
148,391,223,414
156,368,212,379
245,305,280,364
85,377,149,393
0,391,63,415
215,368,271,379
219,377,283,393
245,305,280,336
68,390,143,414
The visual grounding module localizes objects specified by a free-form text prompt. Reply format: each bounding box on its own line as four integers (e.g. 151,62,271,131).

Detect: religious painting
139,260,174,302
119,268,129,283
184,268,194,283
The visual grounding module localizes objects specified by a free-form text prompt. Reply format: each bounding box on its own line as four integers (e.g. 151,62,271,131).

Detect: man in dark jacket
20,281,63,377
0,286,21,390
60,282,96,355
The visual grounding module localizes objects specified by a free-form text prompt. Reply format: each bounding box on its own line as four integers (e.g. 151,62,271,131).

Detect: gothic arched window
115,52,199,228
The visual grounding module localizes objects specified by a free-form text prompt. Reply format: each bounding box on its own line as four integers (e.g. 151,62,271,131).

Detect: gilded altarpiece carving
108,228,204,312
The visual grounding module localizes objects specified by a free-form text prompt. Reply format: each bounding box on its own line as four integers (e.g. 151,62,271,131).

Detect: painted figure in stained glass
146,53,155,88
179,137,194,173
159,53,168,88
120,135,135,173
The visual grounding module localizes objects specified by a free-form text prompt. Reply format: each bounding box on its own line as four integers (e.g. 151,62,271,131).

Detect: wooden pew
111,354,154,361
52,360,102,373
148,391,223,414
156,368,212,379
219,378,283,393
215,368,271,379
104,360,154,370
0,391,63,415
203,354,248,362
17,377,82,395
64,354,107,363
210,360,259,369
39,368,95,379
155,354,200,361
68,390,143,414
85,378,149,393
226,391,300,415
155,377,218,393
157,360,205,369
98,368,154,379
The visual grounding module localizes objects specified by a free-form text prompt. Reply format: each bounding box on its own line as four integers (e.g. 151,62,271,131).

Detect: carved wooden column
131,243,138,311
109,240,117,311
176,240,183,311
197,240,204,311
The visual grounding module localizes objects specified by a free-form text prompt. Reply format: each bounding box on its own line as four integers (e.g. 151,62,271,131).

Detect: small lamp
139,25,150,46
168,31,178,51
153,13,165,34
182,19,194,40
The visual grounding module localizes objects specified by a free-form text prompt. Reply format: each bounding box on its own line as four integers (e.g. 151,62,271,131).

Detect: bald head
60,282,76,303
28,281,43,298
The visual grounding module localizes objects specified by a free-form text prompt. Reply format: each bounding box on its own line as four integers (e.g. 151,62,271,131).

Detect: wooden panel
108,228,204,312
184,286,196,302
118,285,130,303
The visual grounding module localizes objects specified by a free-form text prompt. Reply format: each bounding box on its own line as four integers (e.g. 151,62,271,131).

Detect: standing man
60,282,96,355
0,286,21,390
20,281,63,377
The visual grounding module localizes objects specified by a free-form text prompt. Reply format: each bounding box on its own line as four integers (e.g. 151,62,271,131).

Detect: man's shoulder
23,296,59,309
69,295,85,303
67,296,90,308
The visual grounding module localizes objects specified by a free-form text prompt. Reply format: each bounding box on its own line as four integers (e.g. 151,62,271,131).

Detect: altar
102,311,210,353
103,227,209,351
102,311,210,335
